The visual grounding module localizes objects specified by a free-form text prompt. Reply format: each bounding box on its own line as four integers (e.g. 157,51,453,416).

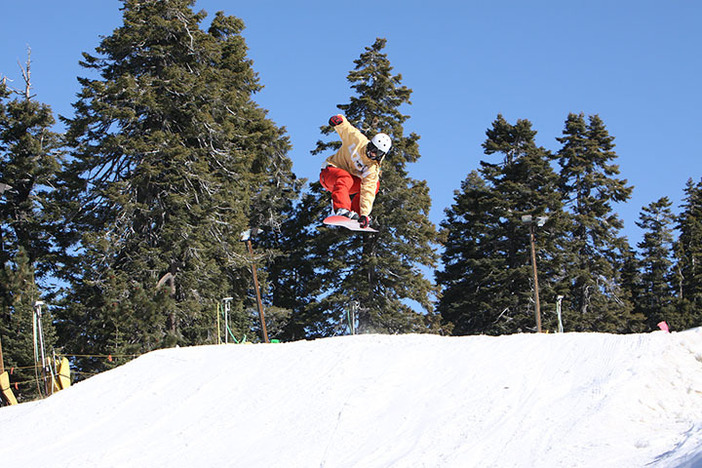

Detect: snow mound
1,329,702,467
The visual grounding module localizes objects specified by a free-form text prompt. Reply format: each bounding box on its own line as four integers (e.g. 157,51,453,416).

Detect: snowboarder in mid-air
320,114,392,230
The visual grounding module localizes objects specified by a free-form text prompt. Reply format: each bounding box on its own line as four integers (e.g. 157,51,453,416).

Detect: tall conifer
437,115,564,334
57,0,295,371
0,68,62,399
556,113,638,332
634,197,675,329
272,38,439,336
672,178,702,329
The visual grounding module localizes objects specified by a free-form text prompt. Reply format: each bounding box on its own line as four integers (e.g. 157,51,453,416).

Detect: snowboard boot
335,208,359,221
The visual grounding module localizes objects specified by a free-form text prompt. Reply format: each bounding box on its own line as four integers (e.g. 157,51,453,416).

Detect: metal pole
348,301,358,335
222,297,233,344
226,302,230,343
35,301,50,395
216,303,221,344
32,304,41,395
529,224,543,333
246,240,269,343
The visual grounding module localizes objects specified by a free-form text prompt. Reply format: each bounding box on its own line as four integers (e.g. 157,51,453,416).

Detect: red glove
329,114,343,126
359,215,371,228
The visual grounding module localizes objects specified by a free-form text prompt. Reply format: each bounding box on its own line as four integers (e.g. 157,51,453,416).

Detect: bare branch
17,46,35,100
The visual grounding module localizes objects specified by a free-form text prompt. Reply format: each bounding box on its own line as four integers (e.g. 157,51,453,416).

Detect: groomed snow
1,329,701,467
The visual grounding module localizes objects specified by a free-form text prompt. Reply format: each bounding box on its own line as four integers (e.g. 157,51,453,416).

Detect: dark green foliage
437,115,565,334
269,38,439,336
0,74,62,400
56,0,296,373
618,246,646,333
0,80,62,278
634,197,675,329
435,171,494,334
671,179,702,330
556,113,640,332
438,112,654,335
0,247,49,401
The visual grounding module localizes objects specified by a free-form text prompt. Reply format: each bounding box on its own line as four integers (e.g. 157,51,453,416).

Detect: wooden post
246,239,269,343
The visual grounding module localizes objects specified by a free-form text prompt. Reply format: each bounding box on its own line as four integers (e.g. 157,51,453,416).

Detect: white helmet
367,133,392,161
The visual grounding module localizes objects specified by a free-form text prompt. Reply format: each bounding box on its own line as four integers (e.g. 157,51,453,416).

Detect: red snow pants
320,166,379,215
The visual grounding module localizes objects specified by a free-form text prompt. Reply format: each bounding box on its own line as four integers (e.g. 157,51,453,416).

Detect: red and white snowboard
323,215,378,233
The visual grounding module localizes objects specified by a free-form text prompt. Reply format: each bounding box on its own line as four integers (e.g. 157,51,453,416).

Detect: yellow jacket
323,115,381,216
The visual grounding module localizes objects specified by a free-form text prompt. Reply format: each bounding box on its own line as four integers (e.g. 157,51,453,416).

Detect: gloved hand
359,215,371,228
329,114,343,126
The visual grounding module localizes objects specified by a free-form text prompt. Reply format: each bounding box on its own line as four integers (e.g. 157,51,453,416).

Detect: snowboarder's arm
330,115,364,144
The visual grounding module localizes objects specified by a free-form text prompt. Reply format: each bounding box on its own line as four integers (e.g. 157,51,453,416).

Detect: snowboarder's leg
320,167,355,211
350,180,379,215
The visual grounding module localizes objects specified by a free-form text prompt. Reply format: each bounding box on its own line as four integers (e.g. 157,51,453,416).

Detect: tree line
437,114,701,336
1,0,699,401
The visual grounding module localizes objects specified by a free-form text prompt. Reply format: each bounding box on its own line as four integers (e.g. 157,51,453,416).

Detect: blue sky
2,1,700,246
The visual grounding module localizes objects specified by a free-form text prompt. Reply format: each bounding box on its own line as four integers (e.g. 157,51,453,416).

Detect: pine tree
271,38,439,336
672,178,702,330
556,113,638,332
437,115,565,334
56,0,296,372
635,197,675,329
0,61,62,400
435,170,494,334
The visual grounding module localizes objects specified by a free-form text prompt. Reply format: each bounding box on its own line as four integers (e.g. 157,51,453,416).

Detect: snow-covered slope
1,329,701,467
